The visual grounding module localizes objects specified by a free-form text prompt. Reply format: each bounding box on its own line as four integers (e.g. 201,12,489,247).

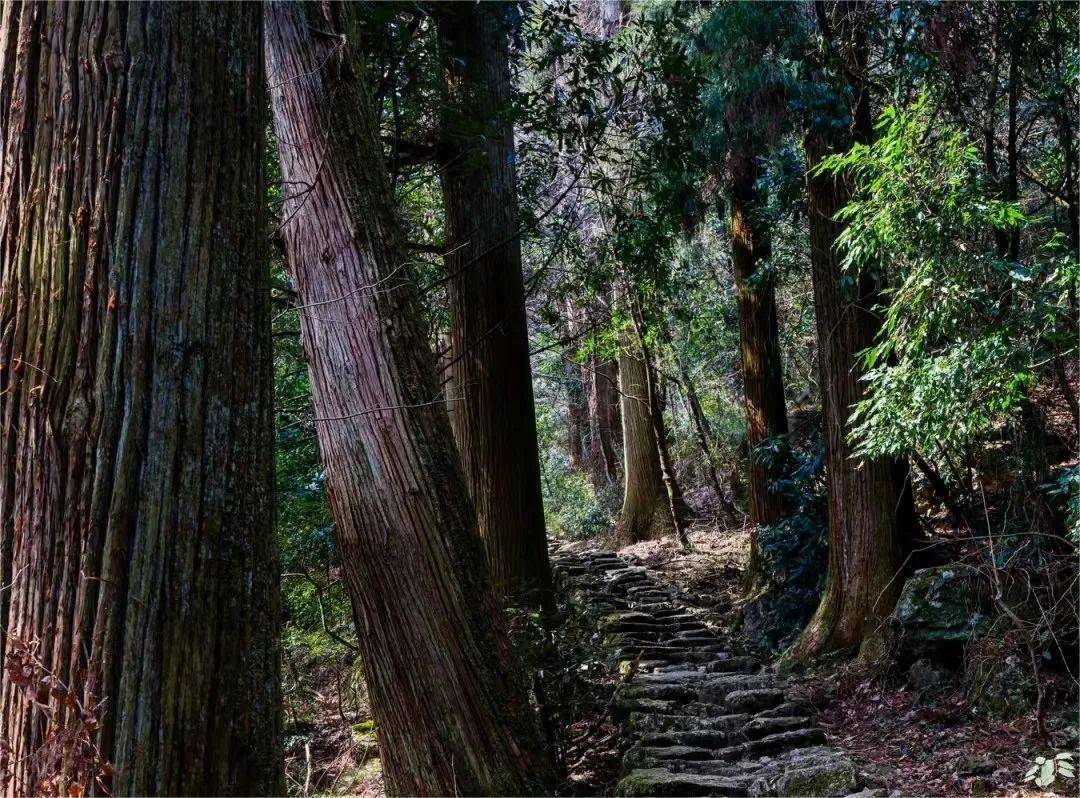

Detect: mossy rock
891,565,992,655
616,768,750,796
749,760,858,797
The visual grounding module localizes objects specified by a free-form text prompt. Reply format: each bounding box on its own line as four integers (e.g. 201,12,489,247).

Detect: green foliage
534,396,616,539
1045,465,1080,544
743,435,828,652
819,96,1077,472
695,1,808,161
1025,752,1076,789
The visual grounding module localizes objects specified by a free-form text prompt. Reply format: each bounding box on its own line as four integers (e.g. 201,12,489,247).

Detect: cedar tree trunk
730,176,789,590
618,343,671,544
788,0,915,661
435,1,552,604
786,134,915,661
0,3,281,795
265,3,554,794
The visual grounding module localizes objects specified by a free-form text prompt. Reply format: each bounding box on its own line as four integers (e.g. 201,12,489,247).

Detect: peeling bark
265,3,554,794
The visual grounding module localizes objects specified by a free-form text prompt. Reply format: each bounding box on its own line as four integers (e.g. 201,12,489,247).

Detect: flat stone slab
616,768,751,796
624,744,714,769
725,688,786,712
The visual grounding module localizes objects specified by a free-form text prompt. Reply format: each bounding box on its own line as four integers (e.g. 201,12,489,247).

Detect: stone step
559,547,867,798
625,712,751,736
705,656,762,673
616,768,751,796
623,744,714,770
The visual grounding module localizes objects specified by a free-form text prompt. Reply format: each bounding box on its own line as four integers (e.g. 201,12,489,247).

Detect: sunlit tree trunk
0,3,281,794
435,1,552,605
265,3,554,794
729,174,789,592
631,308,690,548
618,341,671,544
787,0,915,662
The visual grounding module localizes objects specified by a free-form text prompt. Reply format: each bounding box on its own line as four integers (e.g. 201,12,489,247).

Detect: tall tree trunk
588,356,621,486
265,4,554,794
618,341,671,544
0,4,281,795
630,303,690,547
788,0,915,662
729,175,789,591
435,2,552,605
565,355,587,471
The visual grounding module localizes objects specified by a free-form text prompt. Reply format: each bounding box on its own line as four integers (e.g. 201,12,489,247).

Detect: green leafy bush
818,95,1077,474
742,435,828,652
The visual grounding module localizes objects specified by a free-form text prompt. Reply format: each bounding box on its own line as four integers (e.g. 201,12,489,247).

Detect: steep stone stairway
551,544,877,798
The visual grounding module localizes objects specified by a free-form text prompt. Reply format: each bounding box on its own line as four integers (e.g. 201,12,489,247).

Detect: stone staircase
551,545,879,798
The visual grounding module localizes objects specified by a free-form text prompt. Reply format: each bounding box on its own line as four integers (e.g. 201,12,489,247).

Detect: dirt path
551,543,882,797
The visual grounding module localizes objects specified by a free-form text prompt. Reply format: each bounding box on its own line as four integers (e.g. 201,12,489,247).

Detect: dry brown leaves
818,677,1061,797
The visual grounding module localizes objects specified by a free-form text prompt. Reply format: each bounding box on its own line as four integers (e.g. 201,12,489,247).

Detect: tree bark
729,175,789,590
618,340,671,544
590,356,622,484
0,3,281,795
565,355,587,471
265,3,554,794
787,1,915,661
561,299,619,488
435,1,553,605
630,304,690,547
675,357,736,518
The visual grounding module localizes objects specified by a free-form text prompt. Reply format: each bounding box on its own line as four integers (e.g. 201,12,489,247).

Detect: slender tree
698,4,792,587
564,299,620,488
588,351,622,486
617,334,672,543
630,303,690,547
787,0,914,661
729,167,790,592
435,1,553,604
0,3,281,794
265,2,554,794
565,360,588,471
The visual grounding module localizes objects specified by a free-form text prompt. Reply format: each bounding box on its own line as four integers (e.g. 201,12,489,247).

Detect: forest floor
283,661,384,797
287,523,1073,798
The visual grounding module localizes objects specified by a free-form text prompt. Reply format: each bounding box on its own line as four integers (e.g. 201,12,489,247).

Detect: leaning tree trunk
787,0,914,661
729,176,789,592
0,3,281,795
265,3,554,795
435,1,552,605
618,342,671,544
